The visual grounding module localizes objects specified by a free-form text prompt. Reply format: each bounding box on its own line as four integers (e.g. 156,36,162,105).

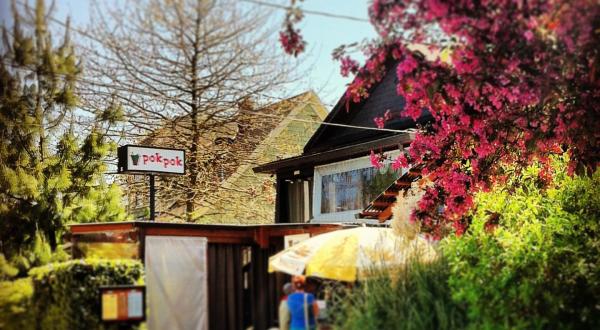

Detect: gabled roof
221,91,327,189
302,61,431,155
211,91,326,184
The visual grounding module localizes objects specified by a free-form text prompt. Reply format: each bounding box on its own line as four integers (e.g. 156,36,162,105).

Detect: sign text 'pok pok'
118,145,185,175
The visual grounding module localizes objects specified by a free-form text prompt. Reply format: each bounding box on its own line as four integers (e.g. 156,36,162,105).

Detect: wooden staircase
358,164,424,222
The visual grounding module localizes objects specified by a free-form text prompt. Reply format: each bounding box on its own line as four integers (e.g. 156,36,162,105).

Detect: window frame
312,150,401,222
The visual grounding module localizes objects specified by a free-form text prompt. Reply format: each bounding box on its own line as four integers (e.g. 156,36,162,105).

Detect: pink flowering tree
279,0,306,57
281,0,599,238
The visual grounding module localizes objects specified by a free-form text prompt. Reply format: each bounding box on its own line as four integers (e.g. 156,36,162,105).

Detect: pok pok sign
118,145,185,175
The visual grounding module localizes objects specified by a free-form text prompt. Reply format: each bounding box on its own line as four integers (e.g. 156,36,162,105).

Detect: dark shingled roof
254,59,433,174
303,61,431,154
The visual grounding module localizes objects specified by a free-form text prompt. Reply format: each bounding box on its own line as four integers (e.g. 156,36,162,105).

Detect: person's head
282,282,294,296
292,275,306,290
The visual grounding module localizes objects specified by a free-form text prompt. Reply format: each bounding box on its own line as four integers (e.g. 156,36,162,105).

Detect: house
253,61,432,224
123,91,328,223
69,56,438,330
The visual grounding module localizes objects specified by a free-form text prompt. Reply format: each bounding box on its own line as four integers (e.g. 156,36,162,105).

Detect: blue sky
0,0,378,108
289,0,378,106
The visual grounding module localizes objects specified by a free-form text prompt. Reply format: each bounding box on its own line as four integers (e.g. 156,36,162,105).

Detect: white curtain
145,236,208,330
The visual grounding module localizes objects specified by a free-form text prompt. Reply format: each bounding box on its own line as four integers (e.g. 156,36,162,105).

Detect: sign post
149,174,156,221
117,145,185,221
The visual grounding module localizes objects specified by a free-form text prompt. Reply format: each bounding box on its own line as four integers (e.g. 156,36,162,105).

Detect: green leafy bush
444,159,600,329
0,254,19,281
332,258,467,330
7,232,70,278
0,259,144,330
30,258,144,329
0,278,35,329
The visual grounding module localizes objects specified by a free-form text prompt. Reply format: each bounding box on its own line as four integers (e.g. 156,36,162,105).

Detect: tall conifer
0,0,126,261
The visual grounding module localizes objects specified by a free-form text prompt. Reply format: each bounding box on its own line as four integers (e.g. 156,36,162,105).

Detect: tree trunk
185,11,202,222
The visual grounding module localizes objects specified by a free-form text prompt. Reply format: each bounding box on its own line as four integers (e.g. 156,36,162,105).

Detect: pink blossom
425,0,449,19
474,140,495,157
452,49,480,74
340,56,359,77
444,84,461,101
370,150,384,169
373,116,385,129
452,221,466,236
391,153,409,170
279,29,305,57
396,55,418,79
384,109,393,121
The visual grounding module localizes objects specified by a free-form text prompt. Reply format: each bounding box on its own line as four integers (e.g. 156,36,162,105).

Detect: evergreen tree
0,0,127,262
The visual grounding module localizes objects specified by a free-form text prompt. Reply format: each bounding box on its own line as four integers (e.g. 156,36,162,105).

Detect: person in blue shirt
279,282,294,330
287,275,319,330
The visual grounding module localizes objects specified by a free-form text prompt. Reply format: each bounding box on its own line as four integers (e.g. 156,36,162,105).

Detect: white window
312,151,403,222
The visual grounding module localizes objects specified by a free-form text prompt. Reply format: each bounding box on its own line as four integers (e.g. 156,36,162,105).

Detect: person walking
287,275,319,330
279,282,294,330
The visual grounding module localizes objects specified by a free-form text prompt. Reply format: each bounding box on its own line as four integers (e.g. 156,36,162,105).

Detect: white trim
312,150,401,222
303,180,310,222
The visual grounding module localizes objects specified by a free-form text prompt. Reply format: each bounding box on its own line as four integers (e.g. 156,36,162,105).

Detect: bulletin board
100,285,146,323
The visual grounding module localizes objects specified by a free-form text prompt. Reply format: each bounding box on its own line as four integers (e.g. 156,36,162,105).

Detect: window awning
358,164,424,222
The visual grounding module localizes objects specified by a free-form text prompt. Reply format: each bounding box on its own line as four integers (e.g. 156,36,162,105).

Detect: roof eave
253,132,414,174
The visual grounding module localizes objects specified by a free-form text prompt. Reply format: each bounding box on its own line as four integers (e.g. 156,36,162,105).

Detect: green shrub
0,278,35,329
444,159,600,329
332,258,467,330
0,254,19,281
24,258,144,330
4,231,71,279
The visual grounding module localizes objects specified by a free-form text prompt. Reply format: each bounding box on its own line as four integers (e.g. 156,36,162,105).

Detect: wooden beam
383,190,399,197
72,231,138,243
378,205,395,221
408,169,422,176
70,222,135,234
70,222,345,249
372,201,391,208
144,227,255,245
394,181,412,188
254,227,269,248
360,211,381,217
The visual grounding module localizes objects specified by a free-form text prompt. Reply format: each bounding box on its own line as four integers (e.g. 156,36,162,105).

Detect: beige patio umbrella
268,227,437,282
